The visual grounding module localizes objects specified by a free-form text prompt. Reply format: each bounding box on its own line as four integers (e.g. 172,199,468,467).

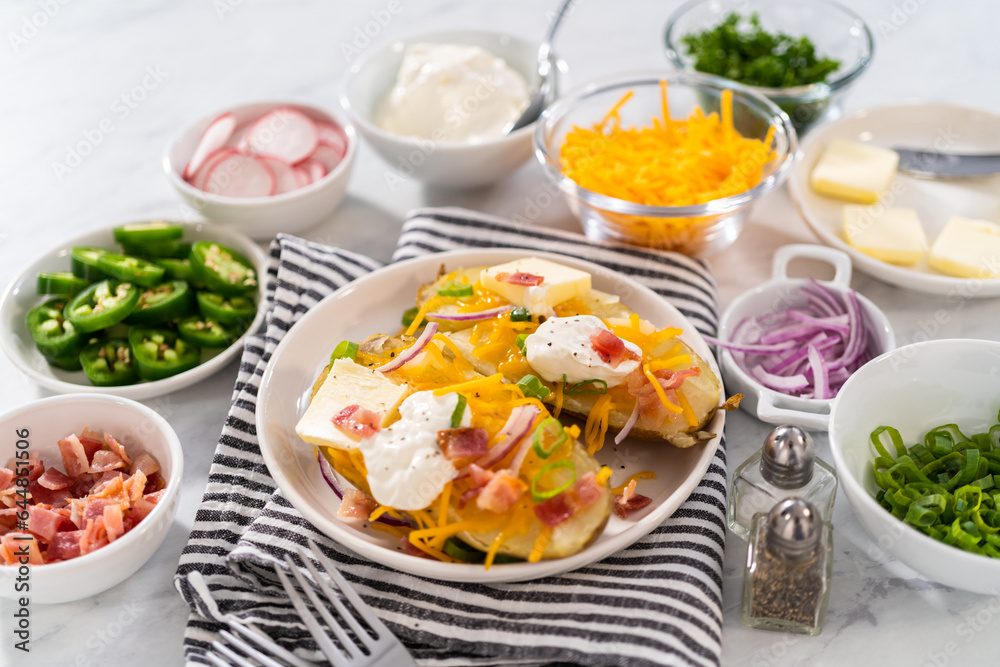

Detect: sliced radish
315,121,347,158
301,159,327,183
191,148,238,191
183,113,237,181
204,153,275,198
245,107,318,165
225,122,251,150
310,144,343,174
293,166,312,187
255,156,301,195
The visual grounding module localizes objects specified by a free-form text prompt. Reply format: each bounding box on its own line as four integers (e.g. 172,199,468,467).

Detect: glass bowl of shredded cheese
534,72,796,256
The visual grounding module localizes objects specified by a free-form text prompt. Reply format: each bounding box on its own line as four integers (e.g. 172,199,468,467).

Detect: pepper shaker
728,425,837,540
741,498,833,635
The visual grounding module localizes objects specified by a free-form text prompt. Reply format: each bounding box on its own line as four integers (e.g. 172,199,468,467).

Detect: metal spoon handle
541,0,574,59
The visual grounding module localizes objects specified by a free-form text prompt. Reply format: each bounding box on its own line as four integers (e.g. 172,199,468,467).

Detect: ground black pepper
748,527,823,627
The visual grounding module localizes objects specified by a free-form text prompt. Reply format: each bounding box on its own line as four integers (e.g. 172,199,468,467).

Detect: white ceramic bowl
341,29,561,189
830,339,1000,593
164,101,357,240
0,394,183,603
717,244,894,431
0,219,267,400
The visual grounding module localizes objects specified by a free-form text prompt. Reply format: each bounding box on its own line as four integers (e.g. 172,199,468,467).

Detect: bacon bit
438,427,489,460
58,434,90,478
590,329,640,367
130,452,160,477
656,367,700,390
37,467,72,491
80,428,107,463
331,405,382,440
612,479,653,519
128,491,162,522
534,471,606,528
123,470,148,504
90,449,127,473
458,487,483,509
79,518,108,556
27,505,65,542
0,508,17,530
336,489,376,528
1,533,43,565
104,504,125,542
46,531,83,561
399,536,433,559
495,271,544,286
0,467,13,491
467,463,495,489
476,470,527,514
29,480,70,508
626,367,700,428
26,452,44,482
103,433,132,467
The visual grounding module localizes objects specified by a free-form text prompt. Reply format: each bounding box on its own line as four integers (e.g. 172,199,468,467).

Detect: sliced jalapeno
70,246,109,281
190,242,257,295
196,292,256,326
64,280,140,333
177,315,239,348
80,338,138,386
128,327,201,381
96,253,165,287
41,349,83,372
37,272,90,295
125,281,193,325
156,258,195,281
26,298,85,358
112,221,184,245
120,240,192,259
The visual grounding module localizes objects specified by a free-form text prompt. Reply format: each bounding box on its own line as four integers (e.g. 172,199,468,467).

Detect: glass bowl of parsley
665,0,874,132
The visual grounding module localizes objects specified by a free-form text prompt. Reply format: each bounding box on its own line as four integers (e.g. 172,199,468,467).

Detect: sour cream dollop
375,43,530,143
524,315,642,387
358,390,469,510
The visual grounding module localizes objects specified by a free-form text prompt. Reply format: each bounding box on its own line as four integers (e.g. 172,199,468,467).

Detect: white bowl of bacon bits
0,394,182,604
164,101,356,240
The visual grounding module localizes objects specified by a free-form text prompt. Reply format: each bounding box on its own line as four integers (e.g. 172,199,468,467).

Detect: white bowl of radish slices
164,101,356,240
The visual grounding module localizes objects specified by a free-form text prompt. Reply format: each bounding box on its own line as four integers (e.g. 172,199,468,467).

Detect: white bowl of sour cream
341,29,565,189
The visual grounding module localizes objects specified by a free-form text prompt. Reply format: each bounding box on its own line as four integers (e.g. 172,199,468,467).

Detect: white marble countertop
2,0,999,665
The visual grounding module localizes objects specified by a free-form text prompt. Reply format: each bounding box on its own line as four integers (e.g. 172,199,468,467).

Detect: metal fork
272,539,417,667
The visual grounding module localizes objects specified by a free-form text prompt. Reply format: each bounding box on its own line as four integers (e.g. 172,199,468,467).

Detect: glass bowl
534,71,796,257
664,0,874,133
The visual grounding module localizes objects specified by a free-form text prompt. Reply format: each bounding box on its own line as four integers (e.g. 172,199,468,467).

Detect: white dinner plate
788,103,1000,297
257,249,725,583
0,220,267,399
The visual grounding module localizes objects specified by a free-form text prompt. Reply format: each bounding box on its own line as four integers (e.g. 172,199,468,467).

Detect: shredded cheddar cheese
529,525,553,563
642,363,684,414
677,390,699,428
611,470,657,495
559,81,776,251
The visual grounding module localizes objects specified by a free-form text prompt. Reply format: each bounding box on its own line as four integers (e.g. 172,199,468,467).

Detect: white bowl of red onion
712,244,894,431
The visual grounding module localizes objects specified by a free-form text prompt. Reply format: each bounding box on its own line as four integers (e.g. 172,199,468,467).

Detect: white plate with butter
255,249,724,583
788,103,1000,297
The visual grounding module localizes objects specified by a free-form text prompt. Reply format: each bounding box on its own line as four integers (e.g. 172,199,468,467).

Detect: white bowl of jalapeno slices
0,220,267,399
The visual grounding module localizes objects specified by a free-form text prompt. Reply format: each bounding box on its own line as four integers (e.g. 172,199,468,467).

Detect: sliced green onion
437,281,473,298
330,340,359,362
532,418,567,459
401,306,419,327
509,307,531,322
515,333,529,354
531,460,576,502
564,377,609,396
517,374,550,401
450,394,468,428
442,537,485,563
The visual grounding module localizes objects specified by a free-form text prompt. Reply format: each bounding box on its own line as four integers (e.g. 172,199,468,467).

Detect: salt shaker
727,425,837,540
741,498,833,635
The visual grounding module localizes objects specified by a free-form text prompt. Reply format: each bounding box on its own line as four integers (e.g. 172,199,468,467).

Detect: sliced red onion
427,306,512,322
703,336,795,355
806,344,830,400
316,450,409,527
377,321,438,373
786,310,850,334
614,400,641,445
750,365,810,392
474,405,538,470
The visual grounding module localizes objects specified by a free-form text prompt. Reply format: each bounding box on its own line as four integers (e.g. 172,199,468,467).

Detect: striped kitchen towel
174,207,728,667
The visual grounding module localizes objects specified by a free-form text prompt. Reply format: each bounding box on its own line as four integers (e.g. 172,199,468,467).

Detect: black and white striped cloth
174,208,728,667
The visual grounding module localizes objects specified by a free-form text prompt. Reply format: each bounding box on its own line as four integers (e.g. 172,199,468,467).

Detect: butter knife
893,147,1000,179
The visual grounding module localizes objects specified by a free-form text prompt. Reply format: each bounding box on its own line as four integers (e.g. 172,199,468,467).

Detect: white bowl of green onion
830,338,1000,593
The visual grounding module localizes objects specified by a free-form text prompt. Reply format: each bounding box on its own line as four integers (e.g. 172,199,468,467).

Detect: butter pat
810,139,899,204
479,258,591,315
295,358,410,450
928,216,1000,279
843,205,926,266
